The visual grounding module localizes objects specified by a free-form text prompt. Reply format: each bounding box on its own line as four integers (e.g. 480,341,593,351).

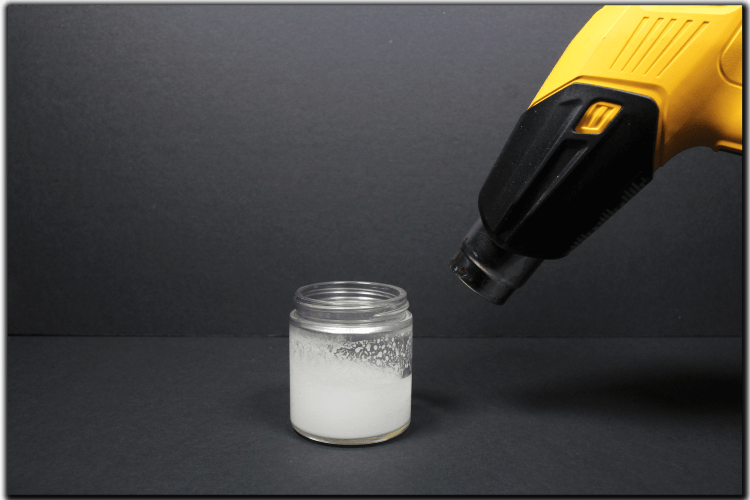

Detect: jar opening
294,281,408,322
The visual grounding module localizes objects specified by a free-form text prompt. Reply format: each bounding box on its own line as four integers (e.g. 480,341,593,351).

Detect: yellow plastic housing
530,5,742,170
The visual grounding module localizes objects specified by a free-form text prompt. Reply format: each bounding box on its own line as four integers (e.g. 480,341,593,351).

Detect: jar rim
294,281,408,318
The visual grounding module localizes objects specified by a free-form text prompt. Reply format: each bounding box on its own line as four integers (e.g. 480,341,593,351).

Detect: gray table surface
7,335,742,495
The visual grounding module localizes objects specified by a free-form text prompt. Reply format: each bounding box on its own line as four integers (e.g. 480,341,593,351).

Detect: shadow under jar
289,281,413,445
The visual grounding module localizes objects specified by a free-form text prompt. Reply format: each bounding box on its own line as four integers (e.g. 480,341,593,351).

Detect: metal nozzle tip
450,248,514,305
450,218,544,305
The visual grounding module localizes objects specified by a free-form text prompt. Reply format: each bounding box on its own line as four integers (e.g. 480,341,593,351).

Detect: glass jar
289,281,413,445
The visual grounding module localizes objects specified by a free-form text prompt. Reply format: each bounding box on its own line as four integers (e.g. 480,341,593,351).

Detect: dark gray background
8,4,743,337
5,6,745,494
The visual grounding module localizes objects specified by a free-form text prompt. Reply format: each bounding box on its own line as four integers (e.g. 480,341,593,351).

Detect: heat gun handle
530,5,743,169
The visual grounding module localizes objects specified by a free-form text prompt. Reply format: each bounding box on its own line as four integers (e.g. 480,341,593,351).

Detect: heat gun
450,5,743,304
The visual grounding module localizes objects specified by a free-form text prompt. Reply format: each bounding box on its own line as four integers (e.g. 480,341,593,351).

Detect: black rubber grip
478,83,659,259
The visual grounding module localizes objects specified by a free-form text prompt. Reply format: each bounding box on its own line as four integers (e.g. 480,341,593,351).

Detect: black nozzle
450,218,543,305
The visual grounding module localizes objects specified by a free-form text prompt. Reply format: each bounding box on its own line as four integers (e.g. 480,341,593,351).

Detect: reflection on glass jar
289,281,413,445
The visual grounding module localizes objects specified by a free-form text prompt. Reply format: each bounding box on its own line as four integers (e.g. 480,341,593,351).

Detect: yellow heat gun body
451,5,742,304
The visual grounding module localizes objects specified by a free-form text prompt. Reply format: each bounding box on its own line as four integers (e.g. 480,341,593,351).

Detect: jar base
292,420,410,446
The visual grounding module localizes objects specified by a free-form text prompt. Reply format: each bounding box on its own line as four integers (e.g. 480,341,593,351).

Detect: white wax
289,329,412,440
